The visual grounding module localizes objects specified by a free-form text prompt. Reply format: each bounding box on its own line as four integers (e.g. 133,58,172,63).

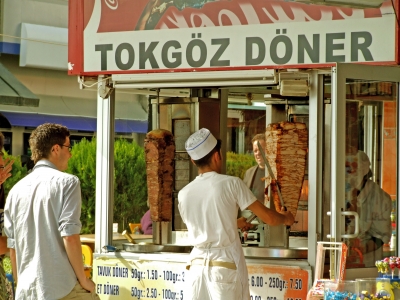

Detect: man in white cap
345,150,392,267
178,128,294,300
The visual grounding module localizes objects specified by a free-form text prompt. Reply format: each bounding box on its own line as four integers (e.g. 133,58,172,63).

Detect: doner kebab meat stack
265,122,308,219
144,129,175,222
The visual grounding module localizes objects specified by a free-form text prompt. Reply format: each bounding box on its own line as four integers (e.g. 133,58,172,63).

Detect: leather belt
186,258,237,271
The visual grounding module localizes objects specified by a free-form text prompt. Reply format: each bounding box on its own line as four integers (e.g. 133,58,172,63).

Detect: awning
1,112,148,133
0,63,39,107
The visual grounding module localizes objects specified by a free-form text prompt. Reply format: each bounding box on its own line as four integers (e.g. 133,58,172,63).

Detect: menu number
289,278,303,290
249,274,305,300
147,269,158,280
163,270,184,283
251,276,264,287
269,277,286,291
147,288,158,299
131,287,184,300
131,287,143,299
162,289,183,300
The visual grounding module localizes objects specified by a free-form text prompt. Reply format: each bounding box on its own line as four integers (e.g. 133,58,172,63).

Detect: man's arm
63,234,95,293
247,200,294,226
9,248,17,284
60,178,95,291
0,236,7,255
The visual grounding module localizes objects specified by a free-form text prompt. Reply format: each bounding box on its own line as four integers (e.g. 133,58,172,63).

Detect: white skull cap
185,128,217,160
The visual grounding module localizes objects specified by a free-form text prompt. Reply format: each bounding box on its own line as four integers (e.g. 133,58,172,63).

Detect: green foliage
3,153,28,198
2,146,252,235
66,138,97,234
3,256,11,274
66,138,148,234
226,152,256,179
114,139,148,230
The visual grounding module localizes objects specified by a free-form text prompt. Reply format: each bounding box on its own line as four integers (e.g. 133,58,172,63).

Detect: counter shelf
122,243,192,253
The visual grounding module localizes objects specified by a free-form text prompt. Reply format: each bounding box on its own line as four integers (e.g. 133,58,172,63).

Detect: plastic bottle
390,232,396,250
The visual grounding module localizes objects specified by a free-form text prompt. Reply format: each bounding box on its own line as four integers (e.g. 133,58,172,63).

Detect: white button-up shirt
4,159,82,300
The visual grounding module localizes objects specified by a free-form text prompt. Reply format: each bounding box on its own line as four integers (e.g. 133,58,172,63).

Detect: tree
114,139,148,231
226,152,256,179
66,138,97,233
66,138,148,233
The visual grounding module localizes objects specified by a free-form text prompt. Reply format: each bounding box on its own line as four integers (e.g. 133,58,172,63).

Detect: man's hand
279,208,295,226
79,277,96,293
0,158,13,185
237,217,254,232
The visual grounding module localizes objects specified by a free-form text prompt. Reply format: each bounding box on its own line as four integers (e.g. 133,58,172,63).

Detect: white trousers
187,265,243,300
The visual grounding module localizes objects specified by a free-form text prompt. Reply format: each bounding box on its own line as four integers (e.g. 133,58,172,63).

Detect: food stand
68,0,400,298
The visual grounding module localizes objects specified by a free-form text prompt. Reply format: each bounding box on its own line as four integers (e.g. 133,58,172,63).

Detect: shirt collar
33,159,58,171
198,171,216,177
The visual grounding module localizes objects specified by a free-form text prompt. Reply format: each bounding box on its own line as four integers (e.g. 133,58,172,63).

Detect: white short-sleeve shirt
178,171,256,248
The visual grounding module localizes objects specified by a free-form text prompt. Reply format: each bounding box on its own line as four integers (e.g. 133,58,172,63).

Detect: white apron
187,237,250,300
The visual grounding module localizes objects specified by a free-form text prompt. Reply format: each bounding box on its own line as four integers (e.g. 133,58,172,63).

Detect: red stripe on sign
395,0,400,64
68,0,85,75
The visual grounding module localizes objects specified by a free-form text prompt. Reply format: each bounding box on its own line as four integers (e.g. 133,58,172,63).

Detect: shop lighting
122,88,191,97
115,81,277,89
112,70,277,89
264,94,284,100
292,0,383,8
280,79,309,97
229,92,267,101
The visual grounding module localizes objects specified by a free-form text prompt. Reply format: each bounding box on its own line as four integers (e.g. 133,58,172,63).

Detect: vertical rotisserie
144,129,175,222
265,122,308,219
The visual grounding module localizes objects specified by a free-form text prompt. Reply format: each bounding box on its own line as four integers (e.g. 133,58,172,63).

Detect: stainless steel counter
94,249,309,265
97,246,307,261
106,231,308,260
121,243,307,259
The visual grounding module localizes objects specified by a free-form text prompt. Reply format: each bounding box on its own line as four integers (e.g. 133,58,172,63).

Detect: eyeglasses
58,144,72,152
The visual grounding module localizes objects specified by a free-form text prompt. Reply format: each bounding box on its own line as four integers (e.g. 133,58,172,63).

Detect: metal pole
95,76,115,253
219,89,228,174
330,64,346,279
308,70,324,273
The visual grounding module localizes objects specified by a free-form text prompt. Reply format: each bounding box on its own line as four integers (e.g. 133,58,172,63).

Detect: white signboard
84,17,395,72
93,256,310,299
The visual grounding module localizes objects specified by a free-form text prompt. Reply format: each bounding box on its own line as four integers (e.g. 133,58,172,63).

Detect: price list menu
93,257,309,299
